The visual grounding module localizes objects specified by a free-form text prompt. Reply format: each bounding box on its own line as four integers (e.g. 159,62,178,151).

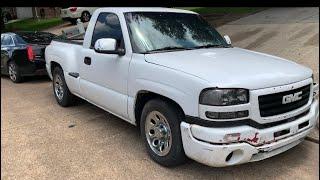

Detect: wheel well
82,11,90,16
50,61,62,76
134,91,185,128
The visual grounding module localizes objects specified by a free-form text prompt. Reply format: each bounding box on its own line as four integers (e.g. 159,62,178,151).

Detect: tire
52,66,76,107
3,16,8,23
3,13,11,23
140,98,187,167
8,61,22,83
81,11,91,22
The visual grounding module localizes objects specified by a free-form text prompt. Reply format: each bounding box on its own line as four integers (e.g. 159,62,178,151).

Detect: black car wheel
8,61,22,83
3,16,8,23
81,11,91,22
3,13,11,23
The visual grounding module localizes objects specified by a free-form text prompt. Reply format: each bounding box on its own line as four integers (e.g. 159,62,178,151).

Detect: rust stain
264,139,277,144
246,132,259,143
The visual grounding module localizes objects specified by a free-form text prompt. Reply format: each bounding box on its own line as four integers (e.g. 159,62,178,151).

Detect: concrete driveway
1,8,319,179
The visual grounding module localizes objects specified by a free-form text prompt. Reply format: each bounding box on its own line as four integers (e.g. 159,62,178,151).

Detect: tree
0,8,5,33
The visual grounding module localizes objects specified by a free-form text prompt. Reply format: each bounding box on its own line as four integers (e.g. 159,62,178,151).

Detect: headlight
199,88,249,106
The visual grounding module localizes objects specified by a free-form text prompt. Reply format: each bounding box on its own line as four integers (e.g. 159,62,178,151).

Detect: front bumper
181,99,319,167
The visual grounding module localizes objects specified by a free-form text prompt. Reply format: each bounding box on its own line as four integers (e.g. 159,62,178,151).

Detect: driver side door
79,12,131,119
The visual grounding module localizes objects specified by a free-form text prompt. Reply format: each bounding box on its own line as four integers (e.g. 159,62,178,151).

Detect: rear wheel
140,99,187,167
3,16,8,23
81,11,90,22
8,61,22,83
52,67,76,107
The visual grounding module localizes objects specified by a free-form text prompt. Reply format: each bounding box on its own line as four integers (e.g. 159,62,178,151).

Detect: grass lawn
181,7,262,14
4,18,64,32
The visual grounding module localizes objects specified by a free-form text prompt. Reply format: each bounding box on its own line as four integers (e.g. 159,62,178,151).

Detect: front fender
136,78,190,107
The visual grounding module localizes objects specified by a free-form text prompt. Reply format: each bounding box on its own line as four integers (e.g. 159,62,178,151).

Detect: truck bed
52,38,83,45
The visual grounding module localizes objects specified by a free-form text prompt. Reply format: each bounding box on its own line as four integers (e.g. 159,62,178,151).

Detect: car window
14,35,27,44
2,35,14,46
1,35,4,45
91,12,123,48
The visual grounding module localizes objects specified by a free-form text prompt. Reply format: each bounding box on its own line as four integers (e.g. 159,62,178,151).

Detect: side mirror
94,38,125,56
224,35,232,45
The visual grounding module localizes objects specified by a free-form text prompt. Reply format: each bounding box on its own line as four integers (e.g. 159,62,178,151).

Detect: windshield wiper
192,44,230,49
144,46,192,53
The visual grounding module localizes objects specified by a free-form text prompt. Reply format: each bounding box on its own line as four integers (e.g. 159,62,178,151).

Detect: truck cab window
91,13,123,49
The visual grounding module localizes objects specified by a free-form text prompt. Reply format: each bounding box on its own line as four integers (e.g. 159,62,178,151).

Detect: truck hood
144,47,312,89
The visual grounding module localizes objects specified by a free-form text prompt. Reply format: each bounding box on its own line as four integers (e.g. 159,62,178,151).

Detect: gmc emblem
282,91,303,104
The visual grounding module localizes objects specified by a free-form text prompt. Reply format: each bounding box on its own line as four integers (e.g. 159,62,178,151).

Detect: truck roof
96,7,198,14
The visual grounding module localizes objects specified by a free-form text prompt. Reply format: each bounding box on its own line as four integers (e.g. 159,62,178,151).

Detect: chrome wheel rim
83,13,90,22
8,63,17,81
145,111,172,156
54,74,64,100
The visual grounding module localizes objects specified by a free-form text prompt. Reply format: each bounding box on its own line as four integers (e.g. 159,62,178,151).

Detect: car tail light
69,7,77,12
27,45,35,61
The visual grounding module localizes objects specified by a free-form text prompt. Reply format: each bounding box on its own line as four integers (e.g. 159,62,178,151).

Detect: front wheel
140,99,187,167
52,67,76,107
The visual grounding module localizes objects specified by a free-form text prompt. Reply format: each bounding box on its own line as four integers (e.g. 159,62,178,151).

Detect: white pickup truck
45,8,319,167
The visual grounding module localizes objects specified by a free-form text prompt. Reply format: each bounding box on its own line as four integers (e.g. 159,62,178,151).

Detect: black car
1,31,58,83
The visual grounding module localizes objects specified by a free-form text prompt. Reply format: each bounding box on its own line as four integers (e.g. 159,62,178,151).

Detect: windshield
124,12,230,53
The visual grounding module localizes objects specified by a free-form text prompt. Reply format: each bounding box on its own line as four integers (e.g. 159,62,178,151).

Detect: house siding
16,7,33,19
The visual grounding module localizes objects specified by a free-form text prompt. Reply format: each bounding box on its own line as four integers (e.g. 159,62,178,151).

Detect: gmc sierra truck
45,8,319,167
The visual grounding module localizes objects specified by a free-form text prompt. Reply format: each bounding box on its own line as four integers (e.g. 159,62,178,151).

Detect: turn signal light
205,110,249,119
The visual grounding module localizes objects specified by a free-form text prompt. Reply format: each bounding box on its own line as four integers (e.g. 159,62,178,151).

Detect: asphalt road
1,8,319,179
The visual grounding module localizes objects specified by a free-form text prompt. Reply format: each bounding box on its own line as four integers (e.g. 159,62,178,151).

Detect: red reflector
69,7,77,12
27,46,34,61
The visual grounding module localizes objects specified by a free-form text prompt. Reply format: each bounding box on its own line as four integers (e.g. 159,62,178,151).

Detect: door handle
84,57,91,65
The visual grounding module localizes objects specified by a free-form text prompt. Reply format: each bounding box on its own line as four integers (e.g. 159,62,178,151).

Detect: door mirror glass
94,38,125,56
94,38,117,51
224,35,232,45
